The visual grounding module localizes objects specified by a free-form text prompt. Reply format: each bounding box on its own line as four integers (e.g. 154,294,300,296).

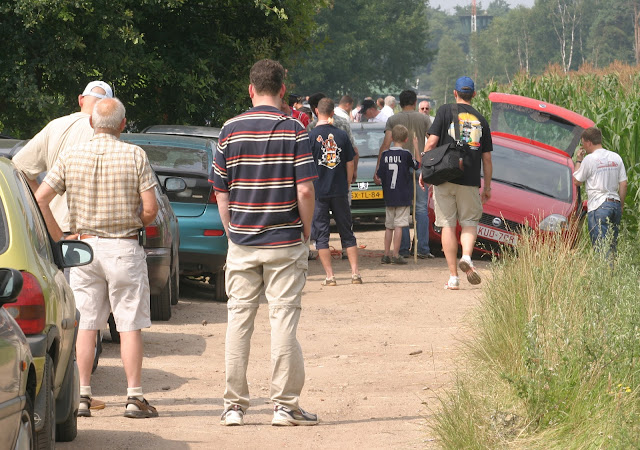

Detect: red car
429,93,595,254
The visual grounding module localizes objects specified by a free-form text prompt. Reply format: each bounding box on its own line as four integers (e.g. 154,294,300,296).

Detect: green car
0,157,93,446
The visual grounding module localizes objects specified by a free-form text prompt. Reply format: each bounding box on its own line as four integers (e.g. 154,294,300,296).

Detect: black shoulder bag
421,104,467,186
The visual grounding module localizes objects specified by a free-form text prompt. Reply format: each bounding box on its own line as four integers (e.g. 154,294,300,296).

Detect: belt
605,198,621,203
78,234,138,240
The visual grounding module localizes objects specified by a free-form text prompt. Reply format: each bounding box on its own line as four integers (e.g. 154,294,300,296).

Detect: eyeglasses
420,107,430,111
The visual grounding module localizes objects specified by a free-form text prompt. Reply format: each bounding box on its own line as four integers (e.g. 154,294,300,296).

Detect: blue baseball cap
454,76,475,93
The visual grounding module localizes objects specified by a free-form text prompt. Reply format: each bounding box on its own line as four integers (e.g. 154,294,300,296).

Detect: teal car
122,134,228,300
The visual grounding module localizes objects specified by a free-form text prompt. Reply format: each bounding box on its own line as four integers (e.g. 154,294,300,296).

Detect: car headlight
539,214,568,232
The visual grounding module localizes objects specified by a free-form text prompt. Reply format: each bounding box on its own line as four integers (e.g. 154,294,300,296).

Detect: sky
430,0,535,13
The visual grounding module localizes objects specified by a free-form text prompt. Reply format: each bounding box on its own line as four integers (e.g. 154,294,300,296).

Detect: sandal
321,277,337,286
351,274,363,284
123,397,159,419
78,395,92,417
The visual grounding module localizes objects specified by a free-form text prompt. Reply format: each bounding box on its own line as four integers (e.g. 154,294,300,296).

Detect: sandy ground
58,225,487,450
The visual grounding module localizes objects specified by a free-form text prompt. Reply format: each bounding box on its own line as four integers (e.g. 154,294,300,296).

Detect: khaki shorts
433,182,483,227
70,238,151,332
385,205,410,229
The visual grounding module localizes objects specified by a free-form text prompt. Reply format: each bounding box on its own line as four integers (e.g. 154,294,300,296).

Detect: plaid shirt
44,133,157,238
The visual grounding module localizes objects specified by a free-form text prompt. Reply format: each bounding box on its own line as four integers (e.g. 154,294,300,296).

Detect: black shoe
417,253,435,259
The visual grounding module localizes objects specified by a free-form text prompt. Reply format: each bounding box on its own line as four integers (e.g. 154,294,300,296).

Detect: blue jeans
400,175,430,255
587,200,622,254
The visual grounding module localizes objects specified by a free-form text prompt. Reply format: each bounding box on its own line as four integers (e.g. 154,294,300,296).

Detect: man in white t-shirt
334,95,354,122
13,81,114,234
360,99,389,123
573,126,627,254
381,95,396,117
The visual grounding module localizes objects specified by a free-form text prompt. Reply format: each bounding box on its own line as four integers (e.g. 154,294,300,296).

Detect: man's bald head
91,98,126,132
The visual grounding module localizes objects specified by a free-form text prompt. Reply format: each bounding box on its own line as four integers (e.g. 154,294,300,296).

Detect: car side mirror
53,241,94,269
0,268,23,305
164,177,187,193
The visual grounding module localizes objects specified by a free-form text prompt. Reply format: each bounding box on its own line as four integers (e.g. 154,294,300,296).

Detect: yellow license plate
351,190,383,200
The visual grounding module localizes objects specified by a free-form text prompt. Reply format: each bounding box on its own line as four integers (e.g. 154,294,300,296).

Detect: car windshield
486,144,572,202
351,128,386,157
142,145,210,174
491,103,581,155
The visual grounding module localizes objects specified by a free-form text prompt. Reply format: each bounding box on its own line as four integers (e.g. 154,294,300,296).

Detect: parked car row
0,158,95,446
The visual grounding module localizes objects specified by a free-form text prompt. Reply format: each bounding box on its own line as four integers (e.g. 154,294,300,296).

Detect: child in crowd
376,124,419,265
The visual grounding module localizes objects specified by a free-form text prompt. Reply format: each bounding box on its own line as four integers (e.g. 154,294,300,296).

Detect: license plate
351,190,383,200
477,225,518,246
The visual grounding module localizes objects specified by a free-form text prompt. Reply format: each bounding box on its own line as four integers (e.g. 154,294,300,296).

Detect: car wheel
56,356,78,442
215,270,228,302
15,389,35,450
170,264,179,306
150,277,172,321
35,354,55,450
92,330,102,374
108,314,120,344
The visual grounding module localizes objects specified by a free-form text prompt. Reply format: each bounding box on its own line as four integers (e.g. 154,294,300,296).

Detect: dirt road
58,226,486,449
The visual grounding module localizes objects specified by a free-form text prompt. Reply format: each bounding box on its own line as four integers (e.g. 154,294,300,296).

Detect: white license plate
477,225,518,246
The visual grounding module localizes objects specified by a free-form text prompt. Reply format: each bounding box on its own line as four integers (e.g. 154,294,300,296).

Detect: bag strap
451,104,460,142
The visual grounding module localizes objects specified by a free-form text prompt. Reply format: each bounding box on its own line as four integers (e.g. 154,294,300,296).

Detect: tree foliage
0,0,328,137
287,0,431,101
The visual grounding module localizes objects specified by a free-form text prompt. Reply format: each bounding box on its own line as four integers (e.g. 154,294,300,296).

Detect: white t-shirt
13,112,94,231
573,148,627,212
369,111,389,123
381,105,394,117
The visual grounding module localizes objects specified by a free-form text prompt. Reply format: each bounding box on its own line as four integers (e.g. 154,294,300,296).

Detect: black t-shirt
309,125,355,198
428,103,492,187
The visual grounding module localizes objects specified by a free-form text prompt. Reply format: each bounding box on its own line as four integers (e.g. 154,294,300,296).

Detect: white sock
126,387,144,410
449,275,459,282
461,255,472,265
80,386,92,398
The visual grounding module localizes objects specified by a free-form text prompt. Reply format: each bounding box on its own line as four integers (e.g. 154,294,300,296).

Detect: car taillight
204,230,224,237
145,225,159,239
2,272,46,334
208,189,217,204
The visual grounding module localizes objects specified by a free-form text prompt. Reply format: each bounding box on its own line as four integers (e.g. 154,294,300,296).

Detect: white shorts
70,238,151,332
385,205,410,229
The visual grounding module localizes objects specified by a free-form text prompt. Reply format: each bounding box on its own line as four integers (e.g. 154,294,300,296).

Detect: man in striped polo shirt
211,59,319,427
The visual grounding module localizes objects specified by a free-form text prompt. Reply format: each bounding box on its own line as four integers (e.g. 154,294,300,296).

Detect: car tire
170,264,179,306
150,277,172,321
215,270,228,302
16,389,35,449
108,314,120,344
35,354,55,450
92,330,102,374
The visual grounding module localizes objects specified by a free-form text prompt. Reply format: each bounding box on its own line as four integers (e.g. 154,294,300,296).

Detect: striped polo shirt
211,105,318,247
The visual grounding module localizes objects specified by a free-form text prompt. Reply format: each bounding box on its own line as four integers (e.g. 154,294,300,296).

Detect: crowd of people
13,57,626,430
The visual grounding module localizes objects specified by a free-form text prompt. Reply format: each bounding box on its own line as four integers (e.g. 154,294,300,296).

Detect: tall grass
474,63,640,233
432,230,640,448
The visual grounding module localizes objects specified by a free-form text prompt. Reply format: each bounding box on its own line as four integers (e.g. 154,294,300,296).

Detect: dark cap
360,99,376,114
454,76,475,93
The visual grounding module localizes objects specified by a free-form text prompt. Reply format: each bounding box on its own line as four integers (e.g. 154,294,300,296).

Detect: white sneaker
444,276,460,290
272,405,318,426
220,405,244,426
459,258,481,285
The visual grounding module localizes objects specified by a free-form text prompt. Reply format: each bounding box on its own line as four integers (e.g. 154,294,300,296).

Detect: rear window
138,145,211,204
351,128,385,157
492,103,581,154
141,145,210,173
488,144,573,202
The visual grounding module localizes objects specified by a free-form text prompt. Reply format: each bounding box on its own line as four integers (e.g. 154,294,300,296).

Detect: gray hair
384,95,396,107
92,98,126,130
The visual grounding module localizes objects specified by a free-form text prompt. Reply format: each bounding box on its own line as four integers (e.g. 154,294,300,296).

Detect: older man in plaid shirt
36,97,160,419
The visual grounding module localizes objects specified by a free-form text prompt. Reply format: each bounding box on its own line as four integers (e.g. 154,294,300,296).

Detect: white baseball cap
82,81,114,99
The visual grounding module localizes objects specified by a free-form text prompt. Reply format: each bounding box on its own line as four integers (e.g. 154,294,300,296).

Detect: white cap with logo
82,81,114,99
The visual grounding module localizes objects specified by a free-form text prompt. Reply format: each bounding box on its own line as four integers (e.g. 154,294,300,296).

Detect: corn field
475,63,640,233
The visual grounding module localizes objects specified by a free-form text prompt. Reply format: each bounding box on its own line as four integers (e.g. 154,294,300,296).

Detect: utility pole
470,0,478,81
471,0,477,33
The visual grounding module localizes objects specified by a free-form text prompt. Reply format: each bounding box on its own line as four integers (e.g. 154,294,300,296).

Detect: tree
288,0,431,101
547,0,585,72
429,36,467,106
0,0,328,137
